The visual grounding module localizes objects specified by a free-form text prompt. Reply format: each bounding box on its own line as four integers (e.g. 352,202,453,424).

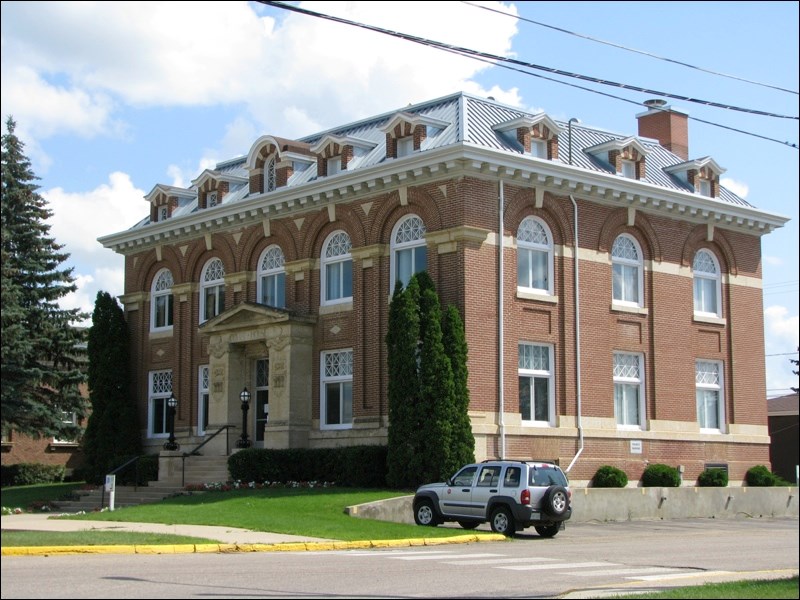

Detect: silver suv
413,460,572,537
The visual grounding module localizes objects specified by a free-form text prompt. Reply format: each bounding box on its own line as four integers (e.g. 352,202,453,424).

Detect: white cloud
765,305,800,348
721,177,749,199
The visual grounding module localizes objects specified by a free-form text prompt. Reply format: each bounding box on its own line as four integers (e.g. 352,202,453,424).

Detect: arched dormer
191,169,248,209
246,135,315,195
144,184,195,224
586,137,650,180
380,112,449,159
310,134,377,177
664,157,725,198
493,113,564,160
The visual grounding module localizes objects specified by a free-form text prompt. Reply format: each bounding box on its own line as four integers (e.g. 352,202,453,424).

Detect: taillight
520,489,530,505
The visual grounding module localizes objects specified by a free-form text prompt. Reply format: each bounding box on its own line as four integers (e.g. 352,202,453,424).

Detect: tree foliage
386,273,474,488
791,348,798,394
81,291,141,483
1,116,88,439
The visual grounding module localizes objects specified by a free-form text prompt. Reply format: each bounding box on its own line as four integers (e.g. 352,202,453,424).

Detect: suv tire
542,485,569,517
534,524,560,538
489,506,515,536
414,498,439,527
458,520,480,530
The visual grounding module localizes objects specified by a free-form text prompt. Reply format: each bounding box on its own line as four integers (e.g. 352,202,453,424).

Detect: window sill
611,302,648,316
517,289,558,304
149,328,174,339
319,301,353,315
693,314,726,326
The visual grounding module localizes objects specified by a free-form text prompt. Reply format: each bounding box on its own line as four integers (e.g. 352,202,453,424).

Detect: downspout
498,180,506,459
565,194,583,473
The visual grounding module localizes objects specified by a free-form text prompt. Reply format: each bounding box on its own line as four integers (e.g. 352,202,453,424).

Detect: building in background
99,92,789,486
767,392,799,483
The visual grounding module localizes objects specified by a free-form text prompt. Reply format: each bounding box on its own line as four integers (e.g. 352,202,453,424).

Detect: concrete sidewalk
0,512,503,556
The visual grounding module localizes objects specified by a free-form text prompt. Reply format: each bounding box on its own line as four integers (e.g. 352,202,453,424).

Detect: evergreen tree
791,348,798,394
82,291,141,483
386,279,421,488
1,117,88,439
442,304,475,473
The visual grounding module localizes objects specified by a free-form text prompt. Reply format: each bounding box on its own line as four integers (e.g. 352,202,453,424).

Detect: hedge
1,463,66,487
592,465,628,488
641,463,681,487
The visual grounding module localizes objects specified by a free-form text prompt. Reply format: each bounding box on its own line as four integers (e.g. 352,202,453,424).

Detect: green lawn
1,482,85,511
604,576,799,599
1,530,219,547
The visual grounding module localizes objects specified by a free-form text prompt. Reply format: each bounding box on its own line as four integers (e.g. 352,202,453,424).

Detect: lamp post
164,393,179,451
237,387,252,448
568,117,580,166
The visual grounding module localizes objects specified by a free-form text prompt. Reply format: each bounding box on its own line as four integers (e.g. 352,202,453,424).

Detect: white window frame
516,216,554,296
321,230,353,306
320,349,353,430
200,258,225,323
148,369,172,438
693,249,722,318
613,352,645,429
696,360,725,433
258,245,286,309
52,412,78,445
529,139,547,159
611,234,644,307
150,268,174,332
397,136,414,158
208,191,218,207
390,215,427,292
518,343,555,426
621,159,636,179
697,179,711,197
327,156,342,176
198,365,209,435
266,156,276,192
159,206,168,222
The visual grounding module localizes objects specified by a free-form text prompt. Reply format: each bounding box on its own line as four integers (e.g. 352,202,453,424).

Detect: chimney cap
644,98,668,108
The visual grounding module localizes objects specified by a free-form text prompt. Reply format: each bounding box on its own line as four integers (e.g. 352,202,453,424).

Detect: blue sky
2,1,797,396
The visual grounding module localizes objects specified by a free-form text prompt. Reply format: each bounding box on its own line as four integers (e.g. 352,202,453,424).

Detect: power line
260,1,797,121
462,1,799,96
259,1,798,150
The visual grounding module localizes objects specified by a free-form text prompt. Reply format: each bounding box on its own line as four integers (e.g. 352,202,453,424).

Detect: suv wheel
534,524,560,538
414,499,439,527
458,520,480,530
542,485,569,517
489,506,515,536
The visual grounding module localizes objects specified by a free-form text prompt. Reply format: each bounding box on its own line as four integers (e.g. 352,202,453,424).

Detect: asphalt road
2,517,798,598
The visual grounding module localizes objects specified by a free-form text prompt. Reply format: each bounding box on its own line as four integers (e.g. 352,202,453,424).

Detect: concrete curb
1,533,507,557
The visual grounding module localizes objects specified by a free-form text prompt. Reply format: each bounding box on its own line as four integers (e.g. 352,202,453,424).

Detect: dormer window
208,191,218,207
664,157,725,199
159,206,168,221
621,160,636,179
493,113,564,162
327,156,342,176
530,139,547,159
397,136,414,158
266,156,276,192
698,179,711,197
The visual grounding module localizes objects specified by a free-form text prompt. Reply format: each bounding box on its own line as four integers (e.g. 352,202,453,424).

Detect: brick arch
504,187,573,248
184,234,237,282
240,218,300,272
681,225,737,276
300,203,368,259
371,186,444,245
597,208,662,262
133,246,183,292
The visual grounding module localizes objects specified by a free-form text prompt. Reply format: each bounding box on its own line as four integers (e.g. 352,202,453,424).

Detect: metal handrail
181,425,235,487
100,454,144,509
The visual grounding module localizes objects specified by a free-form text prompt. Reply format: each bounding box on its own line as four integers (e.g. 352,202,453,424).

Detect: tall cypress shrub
442,305,475,474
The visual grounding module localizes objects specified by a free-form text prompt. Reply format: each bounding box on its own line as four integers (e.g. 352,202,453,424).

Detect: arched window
150,268,174,331
517,216,553,295
611,234,643,307
258,245,286,309
200,258,225,323
266,156,276,192
321,231,352,305
693,249,721,317
391,215,427,291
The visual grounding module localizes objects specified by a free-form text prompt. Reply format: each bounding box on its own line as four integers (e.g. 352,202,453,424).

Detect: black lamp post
163,393,179,451
237,387,251,448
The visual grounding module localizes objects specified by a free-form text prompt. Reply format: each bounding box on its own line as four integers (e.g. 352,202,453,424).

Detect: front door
255,358,269,443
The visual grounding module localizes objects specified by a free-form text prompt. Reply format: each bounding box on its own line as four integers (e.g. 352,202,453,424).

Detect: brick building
98,92,788,486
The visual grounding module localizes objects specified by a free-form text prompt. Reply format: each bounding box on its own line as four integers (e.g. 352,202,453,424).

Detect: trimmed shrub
697,468,728,487
745,465,781,486
592,465,628,488
0,463,66,487
641,463,680,487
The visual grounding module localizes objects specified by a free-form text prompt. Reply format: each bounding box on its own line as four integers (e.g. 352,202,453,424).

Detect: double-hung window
517,216,553,295
198,366,209,435
613,352,645,428
611,234,643,307
321,231,352,305
200,258,225,323
148,369,172,437
693,250,721,318
321,349,353,429
150,268,174,332
258,245,286,309
518,343,554,425
696,360,724,432
391,215,427,291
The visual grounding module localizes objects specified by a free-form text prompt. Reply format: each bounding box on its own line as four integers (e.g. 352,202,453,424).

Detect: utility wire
260,1,797,121
462,1,799,96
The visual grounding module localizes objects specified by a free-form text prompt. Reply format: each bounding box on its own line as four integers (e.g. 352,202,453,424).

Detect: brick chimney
636,99,689,160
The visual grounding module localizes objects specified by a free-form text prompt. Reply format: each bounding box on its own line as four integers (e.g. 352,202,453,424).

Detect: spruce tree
442,304,475,474
82,291,141,483
1,117,88,439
